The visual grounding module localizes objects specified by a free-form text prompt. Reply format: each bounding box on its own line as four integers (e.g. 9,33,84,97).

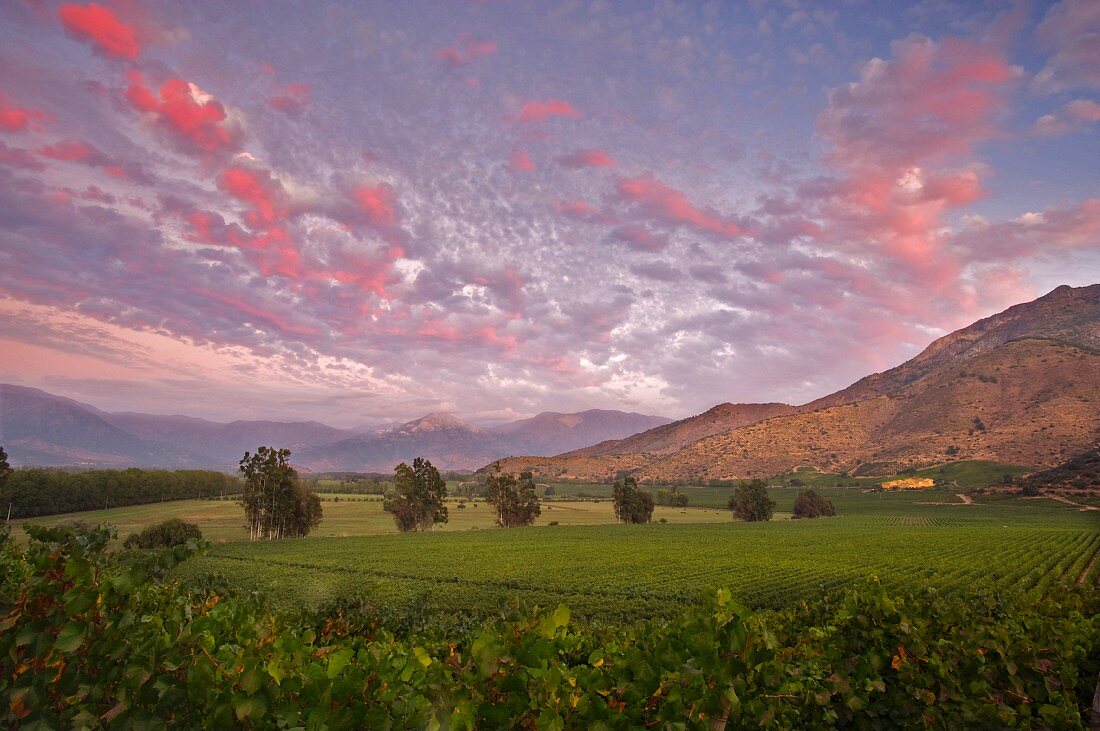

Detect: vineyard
174,494,1100,622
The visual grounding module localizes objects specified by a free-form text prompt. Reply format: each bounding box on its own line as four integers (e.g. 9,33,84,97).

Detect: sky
0,0,1097,427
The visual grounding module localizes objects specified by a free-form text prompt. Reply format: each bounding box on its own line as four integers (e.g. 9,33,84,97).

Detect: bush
123,518,203,549
792,490,836,519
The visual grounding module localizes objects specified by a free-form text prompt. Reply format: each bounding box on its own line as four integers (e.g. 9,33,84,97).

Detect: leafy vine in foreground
1,524,1097,729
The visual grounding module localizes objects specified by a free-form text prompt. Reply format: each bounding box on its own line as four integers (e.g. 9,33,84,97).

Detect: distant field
166,490,1098,621
12,495,732,543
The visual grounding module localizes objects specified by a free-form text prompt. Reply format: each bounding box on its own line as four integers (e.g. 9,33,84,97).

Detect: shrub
792,490,836,519
123,518,203,549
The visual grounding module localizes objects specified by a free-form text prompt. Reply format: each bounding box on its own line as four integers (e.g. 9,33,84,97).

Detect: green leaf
553,604,571,629
54,621,87,653
413,646,432,668
327,647,355,679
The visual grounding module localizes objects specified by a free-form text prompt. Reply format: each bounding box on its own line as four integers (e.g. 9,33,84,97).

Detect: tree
123,518,203,549
486,468,541,527
0,446,10,520
728,479,775,522
612,476,654,524
792,490,836,519
385,457,449,532
239,447,322,540
656,488,689,507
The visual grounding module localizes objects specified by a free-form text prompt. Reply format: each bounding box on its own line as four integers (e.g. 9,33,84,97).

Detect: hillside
1014,449,1100,492
491,284,1100,482
491,409,672,455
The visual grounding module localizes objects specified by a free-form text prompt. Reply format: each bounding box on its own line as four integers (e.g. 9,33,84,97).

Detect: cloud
558,148,616,169
124,71,243,156
951,198,1100,261
0,142,46,171
269,83,310,116
1033,99,1100,136
436,34,497,68
58,3,141,61
0,90,48,133
555,199,617,224
616,173,748,238
609,225,667,252
1033,0,1100,92
507,148,535,172
516,98,580,123
817,35,1015,174
36,138,152,182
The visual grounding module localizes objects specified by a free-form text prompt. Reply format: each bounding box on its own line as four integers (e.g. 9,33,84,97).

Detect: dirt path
1048,494,1100,511
917,493,975,506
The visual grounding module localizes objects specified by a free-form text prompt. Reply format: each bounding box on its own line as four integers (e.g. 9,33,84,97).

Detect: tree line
0,461,233,519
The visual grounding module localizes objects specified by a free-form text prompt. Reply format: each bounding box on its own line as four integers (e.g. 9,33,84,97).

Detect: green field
165,489,1097,622
16,485,1098,623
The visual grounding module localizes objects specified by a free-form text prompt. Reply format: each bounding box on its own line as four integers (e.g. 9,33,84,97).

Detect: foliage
485,469,541,527
728,479,776,521
385,457,449,532
123,518,203,549
655,487,689,507
1,527,1097,729
792,489,836,518
239,447,322,540
612,476,654,524
0,468,233,518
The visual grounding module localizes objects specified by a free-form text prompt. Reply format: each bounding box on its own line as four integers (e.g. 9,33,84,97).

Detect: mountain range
492,284,1100,481
4,284,1097,479
0,387,670,472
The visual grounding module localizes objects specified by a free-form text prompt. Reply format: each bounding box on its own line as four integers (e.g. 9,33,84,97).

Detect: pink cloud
0,90,48,133
516,99,580,123
0,142,46,171
808,34,1018,291
124,71,242,155
818,35,1015,174
218,166,287,228
952,198,1100,261
559,148,616,169
507,148,535,172
353,184,400,230
436,34,497,68
610,225,668,252
555,199,617,225
1034,99,1100,136
269,83,310,116
38,139,95,161
616,173,747,238
58,3,141,61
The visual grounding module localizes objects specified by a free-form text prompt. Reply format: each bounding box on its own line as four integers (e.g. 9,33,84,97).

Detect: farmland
165,489,1099,622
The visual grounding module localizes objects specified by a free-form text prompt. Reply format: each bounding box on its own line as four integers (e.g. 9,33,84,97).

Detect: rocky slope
491,284,1100,482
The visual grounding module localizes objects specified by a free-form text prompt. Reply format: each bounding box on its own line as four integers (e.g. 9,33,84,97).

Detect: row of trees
0,463,233,519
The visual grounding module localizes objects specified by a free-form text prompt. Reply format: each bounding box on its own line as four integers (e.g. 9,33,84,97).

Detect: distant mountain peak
397,412,485,433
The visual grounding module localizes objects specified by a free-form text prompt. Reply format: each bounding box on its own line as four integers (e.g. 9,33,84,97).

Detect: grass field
12,495,733,543
15,484,1097,623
